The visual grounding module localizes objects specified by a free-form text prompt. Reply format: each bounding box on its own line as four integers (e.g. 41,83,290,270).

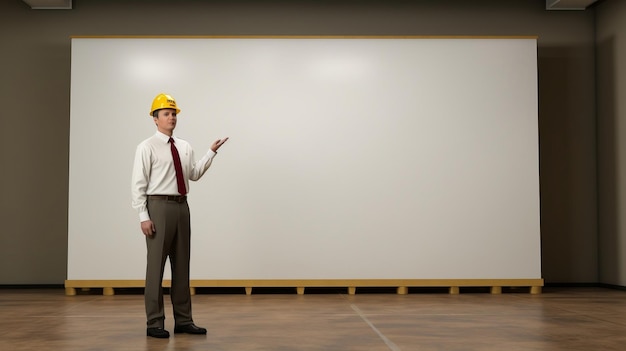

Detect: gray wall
596,0,626,286
0,0,599,285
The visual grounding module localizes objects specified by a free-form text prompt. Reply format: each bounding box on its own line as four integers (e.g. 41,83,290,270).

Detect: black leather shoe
147,327,170,338
174,324,207,334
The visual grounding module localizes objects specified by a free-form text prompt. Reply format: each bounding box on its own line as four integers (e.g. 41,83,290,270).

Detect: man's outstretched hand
211,137,229,152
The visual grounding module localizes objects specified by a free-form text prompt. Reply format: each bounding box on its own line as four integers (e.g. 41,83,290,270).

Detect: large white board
68,37,540,280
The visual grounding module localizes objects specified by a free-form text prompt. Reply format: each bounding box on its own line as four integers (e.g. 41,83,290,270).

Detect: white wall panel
68,37,540,280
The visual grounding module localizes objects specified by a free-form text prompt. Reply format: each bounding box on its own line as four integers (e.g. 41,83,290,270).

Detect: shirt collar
155,131,175,143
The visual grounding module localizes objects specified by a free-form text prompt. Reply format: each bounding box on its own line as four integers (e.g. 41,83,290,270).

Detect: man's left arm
188,137,228,181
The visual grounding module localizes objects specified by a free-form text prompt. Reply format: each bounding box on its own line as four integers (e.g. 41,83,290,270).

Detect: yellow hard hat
150,93,181,116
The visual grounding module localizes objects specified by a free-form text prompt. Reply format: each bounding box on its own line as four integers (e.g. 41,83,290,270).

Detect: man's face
154,108,177,134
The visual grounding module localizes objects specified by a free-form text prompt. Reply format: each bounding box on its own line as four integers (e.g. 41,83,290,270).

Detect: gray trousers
145,198,194,328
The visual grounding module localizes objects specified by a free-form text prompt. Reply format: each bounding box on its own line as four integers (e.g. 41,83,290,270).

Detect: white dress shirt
131,131,216,222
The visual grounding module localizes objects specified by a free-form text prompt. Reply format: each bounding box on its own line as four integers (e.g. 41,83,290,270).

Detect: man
131,93,228,338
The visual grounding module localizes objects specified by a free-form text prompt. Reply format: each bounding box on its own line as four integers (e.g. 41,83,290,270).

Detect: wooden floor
1,287,625,350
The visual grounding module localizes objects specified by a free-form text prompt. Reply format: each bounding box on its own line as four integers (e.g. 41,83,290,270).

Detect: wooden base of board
65,279,543,296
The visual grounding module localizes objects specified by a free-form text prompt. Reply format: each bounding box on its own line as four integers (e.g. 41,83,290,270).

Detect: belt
148,195,187,203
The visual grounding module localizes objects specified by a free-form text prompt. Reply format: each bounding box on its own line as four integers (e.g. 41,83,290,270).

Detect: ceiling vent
22,0,72,10
546,0,598,10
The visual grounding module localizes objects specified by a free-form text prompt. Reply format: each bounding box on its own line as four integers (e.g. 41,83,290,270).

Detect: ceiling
21,0,599,10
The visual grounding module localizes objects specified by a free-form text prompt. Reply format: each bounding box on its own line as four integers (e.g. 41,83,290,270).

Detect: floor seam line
351,304,402,351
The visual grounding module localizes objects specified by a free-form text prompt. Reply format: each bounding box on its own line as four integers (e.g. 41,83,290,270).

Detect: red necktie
169,138,187,195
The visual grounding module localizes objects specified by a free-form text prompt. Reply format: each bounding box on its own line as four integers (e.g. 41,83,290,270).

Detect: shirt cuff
139,211,150,222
